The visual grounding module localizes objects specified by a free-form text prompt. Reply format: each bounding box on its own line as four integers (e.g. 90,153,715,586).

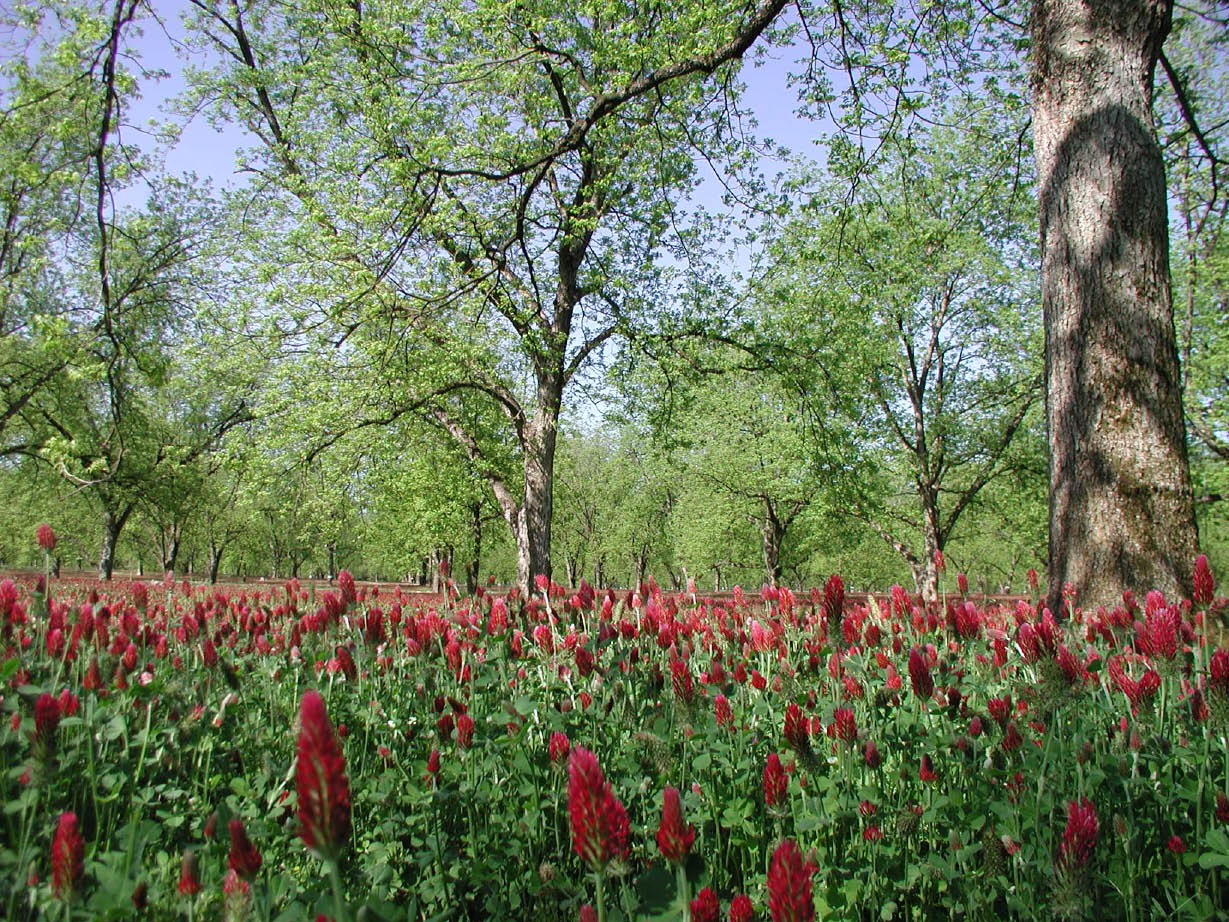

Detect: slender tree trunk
1033,0,1197,611
209,539,224,585
327,542,336,581
465,502,482,595
98,503,133,580
430,550,443,593
634,546,648,589
919,498,942,603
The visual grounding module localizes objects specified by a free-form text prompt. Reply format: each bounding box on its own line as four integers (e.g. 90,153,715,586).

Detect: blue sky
122,4,826,206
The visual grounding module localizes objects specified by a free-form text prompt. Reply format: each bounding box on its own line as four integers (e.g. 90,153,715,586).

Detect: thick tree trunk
98,504,133,580
516,396,559,594
162,526,181,576
761,507,785,587
1033,0,1197,611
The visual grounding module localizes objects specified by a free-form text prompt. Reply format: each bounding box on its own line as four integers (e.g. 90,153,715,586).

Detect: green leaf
635,866,676,915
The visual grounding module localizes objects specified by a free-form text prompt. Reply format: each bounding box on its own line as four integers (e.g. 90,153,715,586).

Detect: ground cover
2,537,1227,921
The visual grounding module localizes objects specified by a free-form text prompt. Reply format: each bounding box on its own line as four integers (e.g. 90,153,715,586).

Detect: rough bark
918,489,943,604
162,526,181,576
761,504,785,587
1032,0,1198,611
517,398,559,593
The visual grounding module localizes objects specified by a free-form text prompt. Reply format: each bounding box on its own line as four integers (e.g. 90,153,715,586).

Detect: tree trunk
761,506,785,587
431,397,557,597
98,504,133,580
516,395,559,594
430,549,443,593
162,525,181,575
209,540,224,585
465,502,482,596
918,497,942,603
1032,0,1197,611
327,542,336,581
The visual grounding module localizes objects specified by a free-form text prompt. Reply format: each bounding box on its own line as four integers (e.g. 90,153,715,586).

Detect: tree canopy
0,0,1224,602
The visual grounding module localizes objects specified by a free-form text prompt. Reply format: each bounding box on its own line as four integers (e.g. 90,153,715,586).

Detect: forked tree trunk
634,546,649,590
1032,0,1198,611
98,504,133,580
162,526,181,575
762,513,785,588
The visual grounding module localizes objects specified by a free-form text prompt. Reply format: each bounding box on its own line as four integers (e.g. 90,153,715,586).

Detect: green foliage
2,573,1226,920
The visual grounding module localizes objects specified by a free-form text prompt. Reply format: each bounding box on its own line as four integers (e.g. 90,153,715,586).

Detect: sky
120,2,827,210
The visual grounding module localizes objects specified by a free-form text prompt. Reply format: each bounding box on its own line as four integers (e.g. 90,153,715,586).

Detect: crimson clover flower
1194,554,1215,605
568,746,629,871
296,690,351,860
690,886,720,922
227,818,262,881
767,839,816,922
51,811,84,899
908,647,934,701
36,523,56,552
655,786,695,863
763,752,788,807
1056,798,1098,874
